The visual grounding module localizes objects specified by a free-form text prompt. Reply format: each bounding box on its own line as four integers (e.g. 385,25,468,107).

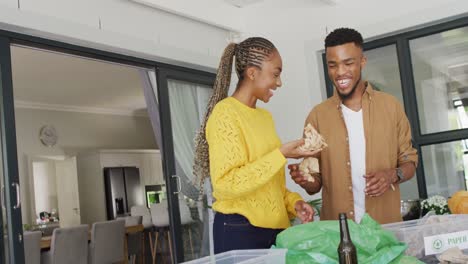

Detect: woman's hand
280,139,322,159
294,200,314,223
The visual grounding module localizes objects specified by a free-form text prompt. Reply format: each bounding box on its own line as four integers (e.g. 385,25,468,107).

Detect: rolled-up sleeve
396,102,418,167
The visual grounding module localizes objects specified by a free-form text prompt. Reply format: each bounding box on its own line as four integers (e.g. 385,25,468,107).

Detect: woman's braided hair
193,37,276,190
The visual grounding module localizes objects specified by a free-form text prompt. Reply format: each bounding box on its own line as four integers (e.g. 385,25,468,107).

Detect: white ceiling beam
15,100,148,117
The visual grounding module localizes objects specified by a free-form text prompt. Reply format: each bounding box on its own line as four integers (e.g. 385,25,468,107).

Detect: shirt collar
332,81,374,109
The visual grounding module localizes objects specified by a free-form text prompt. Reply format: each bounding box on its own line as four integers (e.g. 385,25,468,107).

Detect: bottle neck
340,219,351,242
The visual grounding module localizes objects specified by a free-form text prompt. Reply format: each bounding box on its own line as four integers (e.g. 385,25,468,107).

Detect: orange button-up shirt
305,83,418,224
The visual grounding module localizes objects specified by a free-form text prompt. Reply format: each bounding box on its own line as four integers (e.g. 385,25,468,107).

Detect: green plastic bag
274,214,423,264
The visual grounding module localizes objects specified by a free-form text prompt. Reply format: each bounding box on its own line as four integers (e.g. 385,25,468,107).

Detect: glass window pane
363,45,404,104
422,140,468,198
400,174,420,201
411,26,468,134
167,79,212,261
168,79,211,200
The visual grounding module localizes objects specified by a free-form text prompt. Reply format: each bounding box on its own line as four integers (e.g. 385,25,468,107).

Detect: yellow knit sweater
206,97,303,229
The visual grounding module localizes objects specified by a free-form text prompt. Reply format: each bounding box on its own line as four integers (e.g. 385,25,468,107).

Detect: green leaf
307,198,322,217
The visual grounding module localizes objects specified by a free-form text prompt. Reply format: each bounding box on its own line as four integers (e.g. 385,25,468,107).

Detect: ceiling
11,45,151,116
224,0,334,8
131,0,334,32
224,0,264,8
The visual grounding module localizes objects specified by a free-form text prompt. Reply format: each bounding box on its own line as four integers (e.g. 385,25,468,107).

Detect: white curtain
168,79,211,200
140,70,163,150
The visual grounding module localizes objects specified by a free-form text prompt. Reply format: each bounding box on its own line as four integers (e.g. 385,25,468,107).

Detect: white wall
0,0,231,70
15,108,157,223
32,161,57,216
241,0,468,200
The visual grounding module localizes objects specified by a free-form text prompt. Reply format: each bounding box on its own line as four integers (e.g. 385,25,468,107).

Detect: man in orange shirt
289,28,418,224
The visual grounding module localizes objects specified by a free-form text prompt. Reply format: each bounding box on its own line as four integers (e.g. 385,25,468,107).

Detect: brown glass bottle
338,213,358,264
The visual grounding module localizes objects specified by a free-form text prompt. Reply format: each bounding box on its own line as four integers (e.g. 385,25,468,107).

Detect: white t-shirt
341,104,366,223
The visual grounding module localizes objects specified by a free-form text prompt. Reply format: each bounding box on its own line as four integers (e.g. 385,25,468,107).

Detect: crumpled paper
437,247,468,264
299,124,327,182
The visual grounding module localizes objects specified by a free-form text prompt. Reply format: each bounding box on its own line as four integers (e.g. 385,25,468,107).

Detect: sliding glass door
0,36,25,263
157,67,215,263
0,28,218,264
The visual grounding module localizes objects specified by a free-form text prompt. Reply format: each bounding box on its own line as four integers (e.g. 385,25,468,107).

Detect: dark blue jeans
213,213,283,254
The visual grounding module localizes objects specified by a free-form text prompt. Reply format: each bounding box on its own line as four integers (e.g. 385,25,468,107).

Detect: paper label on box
424,230,468,255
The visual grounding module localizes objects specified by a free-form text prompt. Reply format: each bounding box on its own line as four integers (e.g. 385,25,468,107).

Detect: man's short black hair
325,28,363,49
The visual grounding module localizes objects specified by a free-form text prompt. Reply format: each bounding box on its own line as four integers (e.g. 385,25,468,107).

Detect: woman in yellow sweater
193,37,319,254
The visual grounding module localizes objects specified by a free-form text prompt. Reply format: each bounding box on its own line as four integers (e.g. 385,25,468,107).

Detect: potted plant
421,195,450,216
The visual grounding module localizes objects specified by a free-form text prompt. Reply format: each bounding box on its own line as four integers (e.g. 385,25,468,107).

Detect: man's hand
289,163,309,186
364,169,397,197
288,164,321,194
294,200,314,223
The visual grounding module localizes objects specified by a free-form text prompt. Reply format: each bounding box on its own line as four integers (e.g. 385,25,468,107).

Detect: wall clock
39,125,58,147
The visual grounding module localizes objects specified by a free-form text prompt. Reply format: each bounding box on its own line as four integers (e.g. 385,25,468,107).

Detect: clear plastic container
182,249,287,264
382,214,468,259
